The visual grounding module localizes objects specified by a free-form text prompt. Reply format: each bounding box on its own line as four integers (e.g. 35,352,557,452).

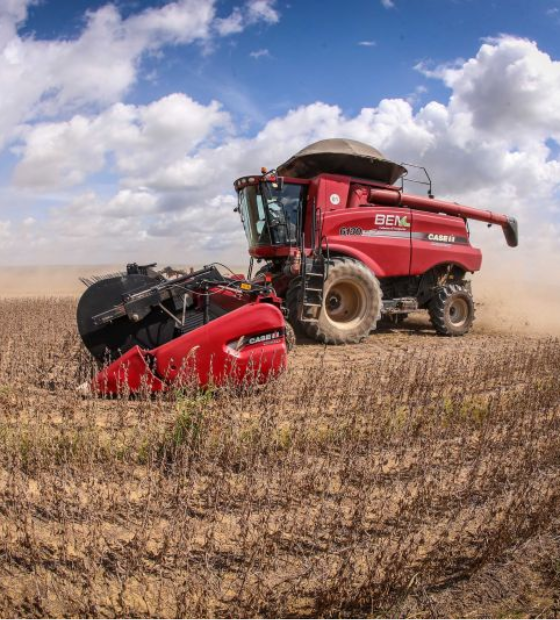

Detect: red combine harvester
77,139,518,394
237,139,517,343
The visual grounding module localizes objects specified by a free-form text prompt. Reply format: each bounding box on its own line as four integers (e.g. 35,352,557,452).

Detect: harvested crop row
0,298,559,618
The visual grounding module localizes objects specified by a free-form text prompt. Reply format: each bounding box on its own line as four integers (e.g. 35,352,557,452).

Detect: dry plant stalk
0,297,559,617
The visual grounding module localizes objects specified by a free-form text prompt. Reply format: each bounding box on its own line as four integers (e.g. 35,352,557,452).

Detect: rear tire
429,283,475,336
289,258,382,345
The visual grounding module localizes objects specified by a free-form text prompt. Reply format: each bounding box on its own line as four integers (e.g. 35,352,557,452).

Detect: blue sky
20,0,560,125
0,0,559,269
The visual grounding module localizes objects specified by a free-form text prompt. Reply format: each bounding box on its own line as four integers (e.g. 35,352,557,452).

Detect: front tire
286,276,305,339
429,283,475,336
297,258,382,345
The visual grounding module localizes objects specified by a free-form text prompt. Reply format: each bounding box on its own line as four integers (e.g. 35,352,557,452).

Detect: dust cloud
0,260,558,336
474,276,560,337
0,266,121,297
473,245,560,336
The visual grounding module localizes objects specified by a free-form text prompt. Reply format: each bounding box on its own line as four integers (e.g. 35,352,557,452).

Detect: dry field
0,296,559,618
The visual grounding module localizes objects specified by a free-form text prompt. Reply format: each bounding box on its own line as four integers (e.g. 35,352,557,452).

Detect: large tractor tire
285,275,306,339
429,283,475,336
288,258,382,345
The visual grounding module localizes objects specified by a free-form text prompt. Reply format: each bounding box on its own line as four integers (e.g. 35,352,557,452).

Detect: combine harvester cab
77,265,287,396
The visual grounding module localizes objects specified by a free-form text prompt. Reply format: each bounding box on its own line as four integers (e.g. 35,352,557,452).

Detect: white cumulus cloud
0,0,279,150
245,0,280,24
2,34,560,272
417,37,560,147
14,94,231,190
213,0,278,37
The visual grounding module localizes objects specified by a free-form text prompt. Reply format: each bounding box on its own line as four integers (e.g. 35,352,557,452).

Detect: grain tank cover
277,138,407,185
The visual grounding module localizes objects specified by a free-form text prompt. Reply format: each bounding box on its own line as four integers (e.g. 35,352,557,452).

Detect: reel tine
79,272,126,288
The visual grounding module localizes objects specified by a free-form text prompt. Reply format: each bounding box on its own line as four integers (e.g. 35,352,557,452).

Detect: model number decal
339,227,466,244
340,227,363,236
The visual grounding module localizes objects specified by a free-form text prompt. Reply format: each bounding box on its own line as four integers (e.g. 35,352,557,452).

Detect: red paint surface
91,303,287,395
242,172,514,277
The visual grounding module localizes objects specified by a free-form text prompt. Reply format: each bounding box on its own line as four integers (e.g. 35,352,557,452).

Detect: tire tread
287,258,382,345
429,283,475,336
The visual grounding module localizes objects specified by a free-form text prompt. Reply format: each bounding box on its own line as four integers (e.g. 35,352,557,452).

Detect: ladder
298,198,327,323
299,254,326,323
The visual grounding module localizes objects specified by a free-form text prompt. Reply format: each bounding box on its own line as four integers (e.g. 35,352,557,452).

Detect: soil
0,271,559,618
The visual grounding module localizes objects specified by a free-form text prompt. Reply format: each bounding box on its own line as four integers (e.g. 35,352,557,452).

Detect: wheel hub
327,293,342,311
448,297,469,327
324,279,367,329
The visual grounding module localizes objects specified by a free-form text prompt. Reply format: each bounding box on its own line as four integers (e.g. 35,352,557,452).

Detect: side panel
154,302,287,388
318,176,351,214
321,207,411,277
410,212,482,274
91,346,165,394
91,303,287,395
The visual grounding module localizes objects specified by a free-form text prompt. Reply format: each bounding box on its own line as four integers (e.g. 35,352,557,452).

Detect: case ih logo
428,233,456,243
375,214,411,228
247,331,281,345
